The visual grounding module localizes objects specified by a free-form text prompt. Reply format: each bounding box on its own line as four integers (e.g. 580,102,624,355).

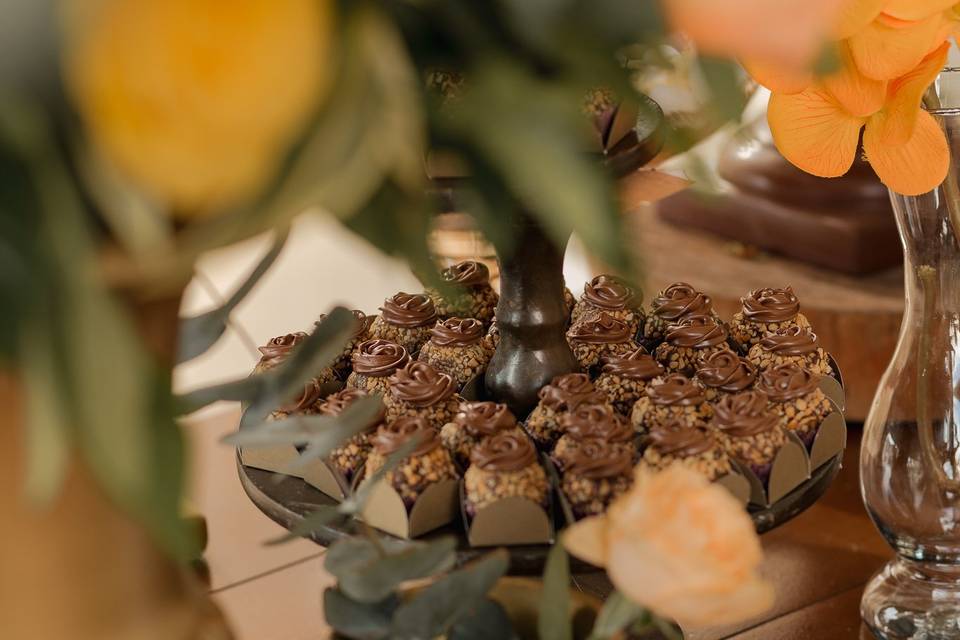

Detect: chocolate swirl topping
647,419,716,456
711,390,778,438
600,348,663,381
320,387,386,430
647,374,706,406
389,361,456,407
352,339,410,377
315,309,370,338
281,380,326,414
560,403,633,443
379,293,437,328
538,373,606,412
471,431,537,472
430,318,484,347
257,332,307,368
567,312,631,344
564,439,634,479
665,314,728,348
582,274,640,311
758,325,819,356
696,350,757,392
652,282,712,322
371,417,439,457
757,363,820,402
441,260,490,287
454,401,517,437
741,287,800,323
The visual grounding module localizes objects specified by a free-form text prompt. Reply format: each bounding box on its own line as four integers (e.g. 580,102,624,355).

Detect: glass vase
860,87,960,638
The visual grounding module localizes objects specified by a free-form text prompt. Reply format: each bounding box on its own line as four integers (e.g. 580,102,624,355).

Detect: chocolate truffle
255,333,337,416
730,286,810,348
464,431,549,517
694,349,758,402
747,325,832,377
440,401,524,468
630,373,712,433
640,419,732,481
566,311,640,369
711,390,785,484
595,348,665,415
482,318,500,357
553,403,636,469
364,417,459,507
418,318,491,387
314,309,372,375
382,361,461,428
427,260,499,325
571,274,644,334
367,293,438,353
757,363,833,447
563,285,576,321
319,388,386,481
561,439,634,518
654,313,730,375
642,282,716,345
345,339,411,395
525,373,609,448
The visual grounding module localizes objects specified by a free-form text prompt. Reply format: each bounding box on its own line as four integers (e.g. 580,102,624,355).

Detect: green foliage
323,588,400,640
539,544,573,640
449,598,517,640
588,590,648,640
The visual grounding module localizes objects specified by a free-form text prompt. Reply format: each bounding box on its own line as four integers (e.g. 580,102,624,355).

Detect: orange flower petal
741,59,812,94
562,516,608,568
884,0,957,22
822,41,886,117
767,88,866,178
849,13,950,80
874,42,950,146
864,109,949,195
834,0,886,39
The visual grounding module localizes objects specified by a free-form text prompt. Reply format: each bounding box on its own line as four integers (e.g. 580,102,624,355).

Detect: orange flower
563,466,774,629
847,4,957,81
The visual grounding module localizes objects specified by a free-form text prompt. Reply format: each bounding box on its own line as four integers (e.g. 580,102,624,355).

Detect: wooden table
186,406,888,639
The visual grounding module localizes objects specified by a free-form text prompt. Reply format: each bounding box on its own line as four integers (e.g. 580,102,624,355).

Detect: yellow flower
563,466,774,629
63,0,333,217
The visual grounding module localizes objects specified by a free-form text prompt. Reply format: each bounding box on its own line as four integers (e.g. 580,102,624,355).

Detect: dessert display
630,373,712,433
525,373,609,448
418,317,491,386
730,286,810,348
315,309,372,375
440,401,524,468
757,363,834,447
694,349,758,402
711,390,786,484
566,311,640,369
318,388,386,482
640,418,732,481
746,325,833,377
642,282,715,344
255,333,337,417
482,319,499,355
560,439,634,518
427,260,499,326
594,348,664,415
382,361,461,428
368,292,438,353
570,274,644,333
654,313,730,375
552,403,636,469
345,339,411,395
463,431,549,517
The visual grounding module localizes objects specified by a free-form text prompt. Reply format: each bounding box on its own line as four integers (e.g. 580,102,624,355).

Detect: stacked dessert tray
237,262,847,575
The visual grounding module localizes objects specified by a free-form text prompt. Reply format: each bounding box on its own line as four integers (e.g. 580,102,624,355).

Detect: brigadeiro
571,274,644,334
482,318,499,357
367,292,438,353
711,390,785,484
563,285,576,321
642,282,716,344
694,349,758,402
318,388,386,482
747,325,833,377
729,286,810,349
566,311,640,369
553,402,636,470
345,339,410,395
427,260,499,326
464,431,549,518
630,373,712,434
561,439,634,518
595,348,665,415
525,373,609,449
757,363,833,448
382,361,461,428
440,401,524,468
364,417,459,507
640,418,732,481
654,313,730,375
418,318,491,387
254,333,336,416
314,309,372,375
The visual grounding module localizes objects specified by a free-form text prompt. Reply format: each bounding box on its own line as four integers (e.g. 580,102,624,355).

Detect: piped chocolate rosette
566,311,639,369
640,418,732,481
368,292,438,353
756,363,834,448
630,373,712,433
418,317,491,387
345,339,410,395
654,313,730,375
319,388,386,480
560,438,635,518
642,282,716,345
571,274,644,333
730,286,810,348
526,373,610,448
364,416,459,507
255,332,337,416
747,325,833,377
694,349,758,401
595,348,665,415
440,401,522,468
464,431,549,517
553,402,636,469
315,309,372,373
711,390,785,483
427,260,499,324
383,361,461,428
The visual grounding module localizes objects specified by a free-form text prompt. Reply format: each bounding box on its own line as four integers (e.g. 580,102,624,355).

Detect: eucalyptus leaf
588,590,648,640
325,536,414,578
539,543,572,640
449,598,518,640
697,56,748,123
652,617,683,640
323,587,398,640
337,537,457,604
265,504,345,545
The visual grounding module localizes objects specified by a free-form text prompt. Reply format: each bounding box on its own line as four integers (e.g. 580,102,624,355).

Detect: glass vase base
861,558,960,639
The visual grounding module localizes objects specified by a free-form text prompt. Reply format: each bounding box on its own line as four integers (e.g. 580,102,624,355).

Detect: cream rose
564,465,774,628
